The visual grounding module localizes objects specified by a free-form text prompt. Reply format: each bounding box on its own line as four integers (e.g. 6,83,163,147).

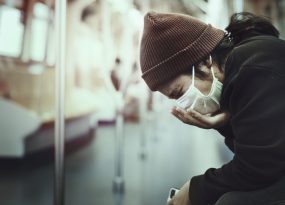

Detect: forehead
157,74,191,96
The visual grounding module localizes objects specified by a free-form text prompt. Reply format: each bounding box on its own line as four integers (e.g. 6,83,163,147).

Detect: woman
139,11,285,205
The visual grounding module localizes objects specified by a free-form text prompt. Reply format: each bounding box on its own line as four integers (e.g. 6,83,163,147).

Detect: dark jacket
189,35,285,205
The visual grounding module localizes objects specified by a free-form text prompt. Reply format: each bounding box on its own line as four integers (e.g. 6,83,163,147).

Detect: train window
0,5,24,57
46,25,55,66
30,16,49,61
30,3,50,62
33,2,49,19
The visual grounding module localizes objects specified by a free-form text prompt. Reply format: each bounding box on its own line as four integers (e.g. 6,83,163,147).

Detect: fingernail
187,109,193,113
188,109,195,116
176,107,182,112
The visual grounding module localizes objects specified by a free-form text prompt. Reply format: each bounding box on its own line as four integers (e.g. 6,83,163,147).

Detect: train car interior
0,0,284,205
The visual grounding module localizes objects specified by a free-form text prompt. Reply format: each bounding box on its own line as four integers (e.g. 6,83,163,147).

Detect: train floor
0,110,233,205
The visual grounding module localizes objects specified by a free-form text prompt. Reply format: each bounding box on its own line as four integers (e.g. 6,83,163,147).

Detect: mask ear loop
209,55,216,80
211,67,215,80
202,59,211,111
191,66,195,85
189,65,198,110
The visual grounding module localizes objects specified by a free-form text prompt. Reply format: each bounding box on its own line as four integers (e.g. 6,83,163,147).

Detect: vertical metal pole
54,0,66,205
113,104,125,193
138,0,150,160
234,0,244,12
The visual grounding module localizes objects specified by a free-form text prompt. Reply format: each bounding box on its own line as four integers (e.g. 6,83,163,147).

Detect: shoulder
224,36,285,82
221,36,285,109
221,36,285,111
229,36,285,76
224,65,284,116
234,35,285,54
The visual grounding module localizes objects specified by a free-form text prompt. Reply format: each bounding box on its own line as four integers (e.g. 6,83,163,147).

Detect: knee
215,192,244,205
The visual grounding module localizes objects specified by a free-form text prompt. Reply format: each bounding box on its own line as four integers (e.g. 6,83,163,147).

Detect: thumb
211,111,230,128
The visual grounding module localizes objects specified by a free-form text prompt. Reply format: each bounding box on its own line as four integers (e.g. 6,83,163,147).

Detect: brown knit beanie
140,11,225,91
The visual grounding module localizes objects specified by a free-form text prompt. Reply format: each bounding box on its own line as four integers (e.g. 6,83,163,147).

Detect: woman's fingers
171,108,193,124
186,109,212,127
171,107,230,129
187,108,230,128
171,107,209,128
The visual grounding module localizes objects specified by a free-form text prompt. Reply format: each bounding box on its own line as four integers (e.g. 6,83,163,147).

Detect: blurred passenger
139,12,285,205
67,0,103,90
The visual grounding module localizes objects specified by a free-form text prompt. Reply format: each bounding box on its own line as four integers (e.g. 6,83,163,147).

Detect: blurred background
0,0,284,205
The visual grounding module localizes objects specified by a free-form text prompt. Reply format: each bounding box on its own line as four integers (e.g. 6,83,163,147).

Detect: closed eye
168,86,183,99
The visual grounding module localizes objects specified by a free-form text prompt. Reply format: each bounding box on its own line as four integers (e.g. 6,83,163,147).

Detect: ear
195,55,213,79
205,55,213,68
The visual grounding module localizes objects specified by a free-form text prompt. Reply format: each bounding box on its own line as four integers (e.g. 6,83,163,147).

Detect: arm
171,108,234,152
189,67,285,205
171,106,234,152
215,122,235,152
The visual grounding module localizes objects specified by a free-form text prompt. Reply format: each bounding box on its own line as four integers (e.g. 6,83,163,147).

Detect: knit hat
140,11,225,91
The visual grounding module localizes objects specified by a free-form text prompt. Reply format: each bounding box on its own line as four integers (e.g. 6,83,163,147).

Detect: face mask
176,65,223,115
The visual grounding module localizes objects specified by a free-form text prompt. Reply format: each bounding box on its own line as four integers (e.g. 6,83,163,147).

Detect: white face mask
176,65,223,115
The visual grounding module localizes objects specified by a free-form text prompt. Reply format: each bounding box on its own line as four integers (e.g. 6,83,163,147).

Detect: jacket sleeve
189,67,285,205
215,123,235,152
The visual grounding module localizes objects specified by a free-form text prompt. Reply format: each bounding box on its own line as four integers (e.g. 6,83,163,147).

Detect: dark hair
211,12,280,69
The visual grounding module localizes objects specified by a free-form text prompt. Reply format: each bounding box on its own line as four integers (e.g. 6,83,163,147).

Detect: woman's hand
167,181,191,205
171,107,230,129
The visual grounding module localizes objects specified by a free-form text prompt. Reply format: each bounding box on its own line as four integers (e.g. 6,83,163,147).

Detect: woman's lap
215,176,285,205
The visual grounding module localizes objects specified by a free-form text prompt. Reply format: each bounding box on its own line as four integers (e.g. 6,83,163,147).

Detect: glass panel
0,61,55,205
0,2,54,205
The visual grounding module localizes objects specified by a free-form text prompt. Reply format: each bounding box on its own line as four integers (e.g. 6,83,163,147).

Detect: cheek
180,76,193,93
196,79,212,95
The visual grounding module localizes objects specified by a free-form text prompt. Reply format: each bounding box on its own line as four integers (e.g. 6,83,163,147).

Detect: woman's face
157,63,224,100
